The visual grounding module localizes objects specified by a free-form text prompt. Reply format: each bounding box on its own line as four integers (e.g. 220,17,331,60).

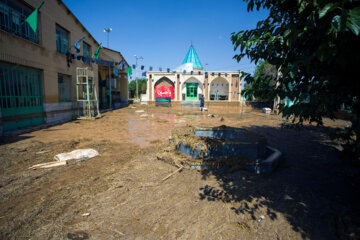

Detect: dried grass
156,125,256,170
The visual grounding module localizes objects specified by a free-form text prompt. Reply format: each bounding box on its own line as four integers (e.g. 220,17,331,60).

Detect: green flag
94,43,102,60
25,1,44,33
126,66,132,76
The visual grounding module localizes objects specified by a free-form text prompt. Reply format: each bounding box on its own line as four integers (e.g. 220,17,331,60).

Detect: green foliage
128,78,147,98
232,0,360,159
243,60,277,102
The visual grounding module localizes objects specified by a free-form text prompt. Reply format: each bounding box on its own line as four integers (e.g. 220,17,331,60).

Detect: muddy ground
0,104,359,239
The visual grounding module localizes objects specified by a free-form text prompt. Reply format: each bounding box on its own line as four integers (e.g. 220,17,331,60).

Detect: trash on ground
208,114,215,118
262,107,272,114
140,114,148,118
135,110,145,113
258,215,265,222
82,212,91,217
161,167,183,182
29,161,67,170
113,229,125,236
67,231,89,240
54,149,99,162
35,150,50,154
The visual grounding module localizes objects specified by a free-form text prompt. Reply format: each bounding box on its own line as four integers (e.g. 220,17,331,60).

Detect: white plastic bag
54,149,99,161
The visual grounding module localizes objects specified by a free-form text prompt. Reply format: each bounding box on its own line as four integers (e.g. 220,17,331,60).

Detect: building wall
119,73,129,100
98,49,129,109
99,49,128,108
0,0,128,134
146,71,241,103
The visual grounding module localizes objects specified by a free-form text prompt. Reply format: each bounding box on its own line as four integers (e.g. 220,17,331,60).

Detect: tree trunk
273,95,280,115
272,65,282,115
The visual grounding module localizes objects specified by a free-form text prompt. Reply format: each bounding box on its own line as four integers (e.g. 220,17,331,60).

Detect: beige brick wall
0,0,101,104
0,0,128,129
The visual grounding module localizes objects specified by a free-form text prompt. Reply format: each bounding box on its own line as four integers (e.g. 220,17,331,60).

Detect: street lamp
104,27,112,108
134,55,143,99
104,28,112,48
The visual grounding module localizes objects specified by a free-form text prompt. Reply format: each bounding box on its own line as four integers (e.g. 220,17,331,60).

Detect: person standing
200,94,205,111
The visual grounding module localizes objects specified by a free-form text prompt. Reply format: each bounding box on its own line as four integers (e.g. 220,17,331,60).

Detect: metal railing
0,3,39,44
76,67,94,78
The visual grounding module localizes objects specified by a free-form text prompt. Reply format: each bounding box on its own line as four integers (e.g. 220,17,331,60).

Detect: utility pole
104,28,112,48
104,28,112,108
134,55,143,99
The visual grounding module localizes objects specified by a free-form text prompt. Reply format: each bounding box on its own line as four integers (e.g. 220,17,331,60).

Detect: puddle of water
127,115,171,147
126,113,210,147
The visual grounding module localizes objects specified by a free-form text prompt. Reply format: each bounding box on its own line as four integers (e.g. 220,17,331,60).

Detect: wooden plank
161,167,183,182
29,161,67,170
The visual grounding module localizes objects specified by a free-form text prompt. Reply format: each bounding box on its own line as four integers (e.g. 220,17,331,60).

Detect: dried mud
0,104,359,239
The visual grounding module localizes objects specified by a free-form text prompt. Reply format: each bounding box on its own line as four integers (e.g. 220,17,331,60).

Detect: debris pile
157,125,267,171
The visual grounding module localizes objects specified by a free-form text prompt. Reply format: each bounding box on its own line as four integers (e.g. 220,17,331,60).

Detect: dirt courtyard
0,104,359,239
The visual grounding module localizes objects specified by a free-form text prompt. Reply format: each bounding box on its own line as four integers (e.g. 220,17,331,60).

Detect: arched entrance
181,77,203,101
154,77,175,100
210,77,229,100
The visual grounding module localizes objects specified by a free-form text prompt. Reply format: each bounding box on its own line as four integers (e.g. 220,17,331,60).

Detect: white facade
146,71,242,102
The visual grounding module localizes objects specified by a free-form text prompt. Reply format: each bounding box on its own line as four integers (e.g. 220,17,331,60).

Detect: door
0,63,44,132
186,83,198,101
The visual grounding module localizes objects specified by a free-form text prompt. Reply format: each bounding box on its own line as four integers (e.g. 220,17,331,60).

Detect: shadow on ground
0,135,33,146
198,125,360,239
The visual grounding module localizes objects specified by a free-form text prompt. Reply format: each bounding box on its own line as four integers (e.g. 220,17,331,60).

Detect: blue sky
63,0,268,78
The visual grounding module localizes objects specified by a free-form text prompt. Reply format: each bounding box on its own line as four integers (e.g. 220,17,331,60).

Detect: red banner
155,86,175,99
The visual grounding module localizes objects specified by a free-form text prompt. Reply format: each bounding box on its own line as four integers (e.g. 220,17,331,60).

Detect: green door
0,63,44,132
186,83,198,101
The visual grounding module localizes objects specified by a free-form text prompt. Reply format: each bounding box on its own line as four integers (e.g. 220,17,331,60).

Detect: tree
243,60,277,102
128,79,147,98
231,0,360,158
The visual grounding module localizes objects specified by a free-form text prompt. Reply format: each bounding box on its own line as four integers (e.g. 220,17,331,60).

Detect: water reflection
127,113,178,147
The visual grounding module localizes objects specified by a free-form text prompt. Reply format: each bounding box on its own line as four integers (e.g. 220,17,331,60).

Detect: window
0,62,44,131
56,24,69,54
83,42,91,64
0,0,39,43
58,73,71,102
0,62,43,109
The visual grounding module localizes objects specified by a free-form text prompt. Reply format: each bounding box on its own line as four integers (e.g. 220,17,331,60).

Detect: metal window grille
58,73,71,102
0,1,39,44
56,25,69,54
83,42,91,65
0,62,44,131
